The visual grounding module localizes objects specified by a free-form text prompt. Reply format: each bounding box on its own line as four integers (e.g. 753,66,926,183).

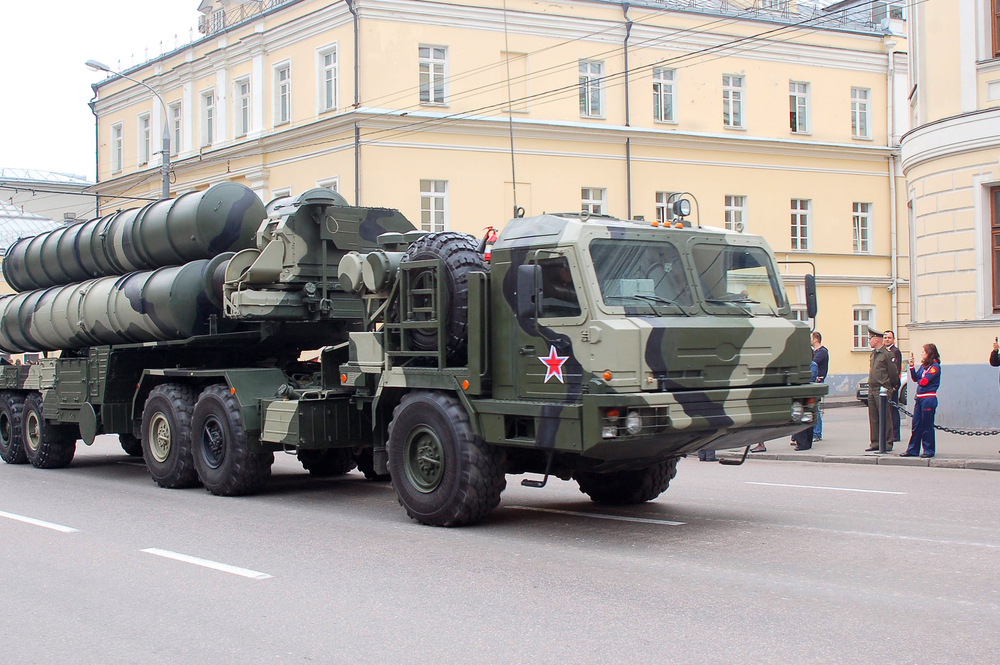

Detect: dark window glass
539,257,581,318
589,239,692,311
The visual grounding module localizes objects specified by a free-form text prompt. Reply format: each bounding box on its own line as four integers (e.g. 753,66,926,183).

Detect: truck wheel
387,390,506,527
0,392,27,465
355,448,391,481
142,384,200,488
576,458,679,505
119,433,143,457
398,232,487,365
297,448,356,476
191,385,273,496
22,393,77,469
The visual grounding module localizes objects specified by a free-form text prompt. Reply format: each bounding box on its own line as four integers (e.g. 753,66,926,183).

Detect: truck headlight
602,426,618,439
801,411,814,423
791,400,804,422
625,410,642,435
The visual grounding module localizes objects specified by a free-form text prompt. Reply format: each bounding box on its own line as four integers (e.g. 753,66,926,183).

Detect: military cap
867,327,884,338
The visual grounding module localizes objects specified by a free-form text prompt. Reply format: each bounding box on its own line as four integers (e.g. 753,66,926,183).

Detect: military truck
0,185,824,526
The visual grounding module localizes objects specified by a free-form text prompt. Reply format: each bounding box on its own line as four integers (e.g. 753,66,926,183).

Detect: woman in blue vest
901,343,941,459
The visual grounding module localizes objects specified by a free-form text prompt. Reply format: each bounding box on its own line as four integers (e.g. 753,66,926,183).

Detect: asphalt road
1,437,998,665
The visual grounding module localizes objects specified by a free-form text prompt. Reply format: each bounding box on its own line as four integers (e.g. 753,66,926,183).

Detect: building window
852,88,871,139
791,199,810,250
138,113,151,166
316,176,339,193
233,78,250,138
853,202,872,253
111,123,123,173
210,9,226,32
579,60,604,118
723,74,744,128
582,187,606,215
872,1,905,23
319,47,338,112
275,65,291,125
653,68,675,122
655,191,678,225
169,103,181,156
725,195,747,232
420,180,448,232
201,91,215,146
853,307,874,350
991,187,1000,312
419,46,447,105
789,81,809,133
791,306,810,323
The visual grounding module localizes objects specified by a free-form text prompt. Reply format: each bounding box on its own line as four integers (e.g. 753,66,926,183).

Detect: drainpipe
347,0,361,205
622,2,632,219
89,83,101,216
885,38,898,339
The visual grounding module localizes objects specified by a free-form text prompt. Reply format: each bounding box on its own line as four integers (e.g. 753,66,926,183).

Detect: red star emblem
538,345,569,383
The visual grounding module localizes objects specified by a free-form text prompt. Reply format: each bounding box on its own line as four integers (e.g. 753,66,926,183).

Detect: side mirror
804,273,818,319
517,264,542,321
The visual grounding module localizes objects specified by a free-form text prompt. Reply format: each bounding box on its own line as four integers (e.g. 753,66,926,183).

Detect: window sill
790,131,812,136
654,119,678,125
580,115,606,120
723,125,747,131
274,121,290,128
851,348,873,353
420,102,448,108
319,107,338,115
852,135,874,141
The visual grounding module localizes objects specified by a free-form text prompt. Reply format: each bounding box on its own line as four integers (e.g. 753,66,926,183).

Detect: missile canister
2,182,264,292
0,257,231,354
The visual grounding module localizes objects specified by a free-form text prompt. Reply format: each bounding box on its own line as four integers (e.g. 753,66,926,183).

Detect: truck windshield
590,239,693,310
690,243,784,313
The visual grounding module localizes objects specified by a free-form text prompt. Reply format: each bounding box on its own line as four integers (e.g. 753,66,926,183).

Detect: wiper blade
705,298,754,316
626,294,692,316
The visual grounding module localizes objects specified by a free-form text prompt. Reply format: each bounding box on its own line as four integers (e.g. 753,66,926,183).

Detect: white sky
1,1,201,180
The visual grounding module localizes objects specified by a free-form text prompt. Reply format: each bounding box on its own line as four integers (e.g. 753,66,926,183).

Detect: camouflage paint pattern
2,182,264,292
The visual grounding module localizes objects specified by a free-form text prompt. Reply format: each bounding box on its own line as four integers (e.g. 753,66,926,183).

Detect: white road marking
141,548,273,580
746,481,906,495
0,510,79,533
506,506,685,526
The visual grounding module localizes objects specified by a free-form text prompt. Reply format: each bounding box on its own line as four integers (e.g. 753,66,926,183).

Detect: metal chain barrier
888,399,1000,437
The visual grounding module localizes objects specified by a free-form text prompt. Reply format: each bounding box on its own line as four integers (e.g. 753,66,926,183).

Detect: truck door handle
519,345,536,356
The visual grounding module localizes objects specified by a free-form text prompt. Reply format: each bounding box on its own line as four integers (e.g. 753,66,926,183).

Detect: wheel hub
24,411,40,453
404,425,444,493
149,413,171,463
0,412,10,448
201,415,226,469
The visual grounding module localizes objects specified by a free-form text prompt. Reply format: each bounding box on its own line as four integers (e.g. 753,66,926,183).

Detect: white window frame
271,186,292,202
655,191,678,225
419,46,448,106
210,9,226,33
872,1,905,23
111,122,124,174
791,198,811,251
579,60,605,118
169,102,182,156
582,187,606,215
789,81,810,134
853,306,875,351
234,77,251,138
725,195,748,232
317,44,339,113
853,202,873,253
851,87,871,139
791,305,810,323
273,62,292,126
420,179,448,232
201,90,215,147
652,68,675,123
723,74,745,129
316,176,340,193
137,113,151,166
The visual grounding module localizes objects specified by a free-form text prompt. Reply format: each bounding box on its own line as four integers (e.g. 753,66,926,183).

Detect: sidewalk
717,402,1000,471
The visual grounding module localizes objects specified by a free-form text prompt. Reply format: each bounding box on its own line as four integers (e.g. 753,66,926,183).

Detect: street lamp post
86,59,171,200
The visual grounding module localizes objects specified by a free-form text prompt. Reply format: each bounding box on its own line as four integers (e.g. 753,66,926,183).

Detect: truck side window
538,257,582,318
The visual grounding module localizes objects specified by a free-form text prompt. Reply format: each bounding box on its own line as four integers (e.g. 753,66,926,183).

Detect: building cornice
900,107,1000,174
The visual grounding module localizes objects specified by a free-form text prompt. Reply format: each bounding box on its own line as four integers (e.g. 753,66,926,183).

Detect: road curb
717,452,1000,471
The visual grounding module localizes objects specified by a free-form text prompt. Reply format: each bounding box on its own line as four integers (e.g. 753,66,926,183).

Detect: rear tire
22,393,77,469
0,392,27,465
388,390,505,527
191,384,273,496
576,458,678,505
141,383,200,489
297,448,356,477
119,432,143,457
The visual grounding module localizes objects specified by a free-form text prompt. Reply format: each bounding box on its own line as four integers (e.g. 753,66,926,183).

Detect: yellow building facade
901,0,1000,427
89,0,910,393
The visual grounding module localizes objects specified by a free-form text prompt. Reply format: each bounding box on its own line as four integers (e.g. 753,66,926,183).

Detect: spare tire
398,232,486,365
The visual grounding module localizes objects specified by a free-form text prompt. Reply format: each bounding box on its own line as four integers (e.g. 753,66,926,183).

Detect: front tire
576,458,678,505
22,393,77,469
356,448,391,481
141,383,200,489
0,392,27,464
191,385,273,496
387,390,506,527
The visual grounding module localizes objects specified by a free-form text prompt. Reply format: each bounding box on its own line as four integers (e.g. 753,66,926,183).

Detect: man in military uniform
866,328,900,452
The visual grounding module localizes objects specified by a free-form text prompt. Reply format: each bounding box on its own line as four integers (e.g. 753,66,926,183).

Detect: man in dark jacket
885,331,903,443
866,328,900,452
992,338,999,454
811,332,828,440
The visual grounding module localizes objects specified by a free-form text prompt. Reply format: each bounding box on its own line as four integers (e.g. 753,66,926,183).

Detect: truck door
515,249,590,400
